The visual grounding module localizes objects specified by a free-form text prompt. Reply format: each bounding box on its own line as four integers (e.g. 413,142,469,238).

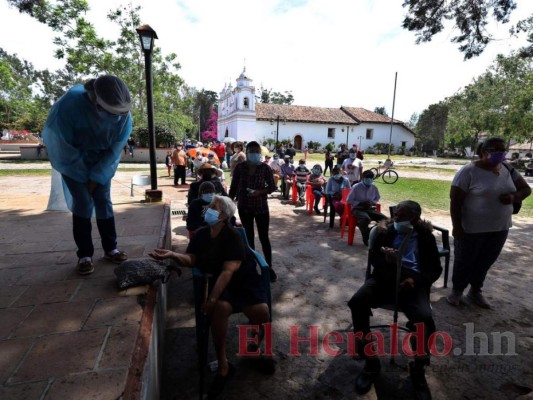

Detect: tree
374,106,388,116
258,87,294,105
414,102,449,153
201,108,218,143
445,52,532,150
402,0,518,59
4,1,197,138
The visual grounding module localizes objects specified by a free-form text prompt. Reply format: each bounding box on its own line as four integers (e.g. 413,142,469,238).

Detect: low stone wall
19,146,174,162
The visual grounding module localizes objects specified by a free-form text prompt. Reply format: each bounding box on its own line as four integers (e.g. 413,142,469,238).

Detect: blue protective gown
42,84,132,216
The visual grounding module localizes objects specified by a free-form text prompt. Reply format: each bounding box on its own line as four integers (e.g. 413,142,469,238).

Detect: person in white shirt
342,149,364,186
346,170,387,245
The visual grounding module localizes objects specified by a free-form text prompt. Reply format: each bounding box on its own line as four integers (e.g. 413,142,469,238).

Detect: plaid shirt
229,162,276,214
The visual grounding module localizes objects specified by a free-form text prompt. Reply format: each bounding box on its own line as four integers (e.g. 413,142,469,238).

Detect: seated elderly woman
308,164,327,214
324,165,351,228
186,181,215,235
150,195,274,398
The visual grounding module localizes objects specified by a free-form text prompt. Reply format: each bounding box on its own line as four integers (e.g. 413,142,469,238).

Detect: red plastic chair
306,184,326,214
291,178,298,204
341,201,381,246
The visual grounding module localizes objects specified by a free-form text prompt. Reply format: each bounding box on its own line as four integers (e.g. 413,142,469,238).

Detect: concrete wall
20,146,176,162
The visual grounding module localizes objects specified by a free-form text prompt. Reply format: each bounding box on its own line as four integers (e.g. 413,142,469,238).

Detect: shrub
134,125,178,148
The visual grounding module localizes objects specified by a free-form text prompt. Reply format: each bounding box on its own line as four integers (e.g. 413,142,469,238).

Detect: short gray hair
397,200,421,219
213,195,236,218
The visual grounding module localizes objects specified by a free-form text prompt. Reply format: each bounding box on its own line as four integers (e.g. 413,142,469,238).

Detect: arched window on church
243,97,249,109
225,128,229,137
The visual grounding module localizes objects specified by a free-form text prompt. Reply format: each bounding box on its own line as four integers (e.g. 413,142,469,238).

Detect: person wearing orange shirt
172,143,188,186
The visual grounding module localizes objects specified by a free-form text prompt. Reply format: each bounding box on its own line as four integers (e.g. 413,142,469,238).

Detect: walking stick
198,273,212,400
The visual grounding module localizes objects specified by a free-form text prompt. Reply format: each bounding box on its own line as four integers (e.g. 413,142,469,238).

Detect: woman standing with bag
447,137,531,308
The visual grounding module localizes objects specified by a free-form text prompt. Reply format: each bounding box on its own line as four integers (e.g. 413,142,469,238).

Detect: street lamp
136,24,161,201
270,116,285,145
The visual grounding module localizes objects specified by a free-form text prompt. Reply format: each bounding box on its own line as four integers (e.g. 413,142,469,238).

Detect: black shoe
409,362,432,400
207,363,236,400
355,361,380,395
314,206,321,215
269,268,278,283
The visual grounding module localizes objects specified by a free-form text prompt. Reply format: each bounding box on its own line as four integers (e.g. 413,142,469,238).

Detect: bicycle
368,161,399,184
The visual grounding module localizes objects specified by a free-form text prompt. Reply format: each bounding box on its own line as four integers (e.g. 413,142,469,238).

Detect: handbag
502,163,522,214
114,258,181,289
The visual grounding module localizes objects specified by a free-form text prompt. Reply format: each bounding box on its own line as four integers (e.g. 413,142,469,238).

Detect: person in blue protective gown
42,75,133,275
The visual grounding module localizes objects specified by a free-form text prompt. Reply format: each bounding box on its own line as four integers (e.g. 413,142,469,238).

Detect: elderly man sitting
346,170,387,246
150,195,274,399
347,200,442,400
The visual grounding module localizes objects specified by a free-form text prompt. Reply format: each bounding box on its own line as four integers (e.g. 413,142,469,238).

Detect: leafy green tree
374,106,388,116
446,52,532,150
258,87,294,105
402,0,518,59
415,103,449,153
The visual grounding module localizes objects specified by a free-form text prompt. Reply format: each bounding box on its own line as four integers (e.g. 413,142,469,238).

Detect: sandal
104,250,128,264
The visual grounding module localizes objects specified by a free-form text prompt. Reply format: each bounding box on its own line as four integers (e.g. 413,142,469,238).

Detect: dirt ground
161,171,533,400
1,161,531,400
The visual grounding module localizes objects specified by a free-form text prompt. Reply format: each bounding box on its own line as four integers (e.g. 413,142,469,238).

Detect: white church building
217,68,416,151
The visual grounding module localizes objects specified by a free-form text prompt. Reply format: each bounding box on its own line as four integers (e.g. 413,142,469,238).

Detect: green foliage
258,87,294,105
445,53,533,151
414,102,449,153
373,106,388,116
402,0,517,59
325,142,335,151
306,141,321,150
134,125,177,148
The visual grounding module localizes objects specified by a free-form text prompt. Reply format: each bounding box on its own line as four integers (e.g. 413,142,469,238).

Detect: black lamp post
270,115,285,145
136,24,161,201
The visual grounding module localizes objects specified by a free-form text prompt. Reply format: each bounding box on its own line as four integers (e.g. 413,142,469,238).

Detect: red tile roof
256,103,357,125
341,107,404,124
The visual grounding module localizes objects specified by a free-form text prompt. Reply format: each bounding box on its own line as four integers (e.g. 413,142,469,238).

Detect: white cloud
1,0,531,121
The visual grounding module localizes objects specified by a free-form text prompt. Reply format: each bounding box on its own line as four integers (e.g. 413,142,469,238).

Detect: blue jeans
451,230,508,292
312,189,322,208
62,175,117,258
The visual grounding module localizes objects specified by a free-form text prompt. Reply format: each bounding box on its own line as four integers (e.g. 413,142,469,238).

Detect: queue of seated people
178,147,446,400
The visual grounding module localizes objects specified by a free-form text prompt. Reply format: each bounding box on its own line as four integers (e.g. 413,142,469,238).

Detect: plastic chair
305,184,326,214
341,202,382,246
389,206,450,287
291,178,298,204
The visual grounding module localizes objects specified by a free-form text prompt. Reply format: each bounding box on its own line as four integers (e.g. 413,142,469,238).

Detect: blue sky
1,0,531,122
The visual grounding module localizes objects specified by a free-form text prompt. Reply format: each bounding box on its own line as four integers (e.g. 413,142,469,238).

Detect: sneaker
467,289,491,309
207,362,235,400
269,267,278,283
446,290,464,307
77,259,94,275
104,250,128,264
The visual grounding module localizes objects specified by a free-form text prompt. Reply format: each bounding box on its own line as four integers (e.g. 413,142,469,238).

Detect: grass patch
0,169,52,176
374,177,533,218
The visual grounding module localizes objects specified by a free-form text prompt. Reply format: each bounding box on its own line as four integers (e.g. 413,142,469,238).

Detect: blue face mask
247,153,262,164
311,169,319,175
349,153,356,159
393,220,412,232
333,174,342,180
203,208,220,226
201,193,214,203
363,178,373,186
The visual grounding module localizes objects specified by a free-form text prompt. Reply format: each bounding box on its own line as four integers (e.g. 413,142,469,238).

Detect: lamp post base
145,189,163,202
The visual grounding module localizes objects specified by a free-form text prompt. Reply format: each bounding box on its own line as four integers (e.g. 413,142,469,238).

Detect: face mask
363,178,373,186
98,110,121,122
247,153,261,164
290,160,294,165
311,169,319,175
394,220,412,232
203,208,220,226
299,163,305,167
201,193,214,203
349,154,356,159
487,152,506,166
333,174,342,180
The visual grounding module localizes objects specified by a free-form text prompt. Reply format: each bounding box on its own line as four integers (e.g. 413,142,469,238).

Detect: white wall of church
218,116,257,143
254,121,414,150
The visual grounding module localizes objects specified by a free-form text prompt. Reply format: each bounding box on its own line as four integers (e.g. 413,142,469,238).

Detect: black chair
389,206,450,288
